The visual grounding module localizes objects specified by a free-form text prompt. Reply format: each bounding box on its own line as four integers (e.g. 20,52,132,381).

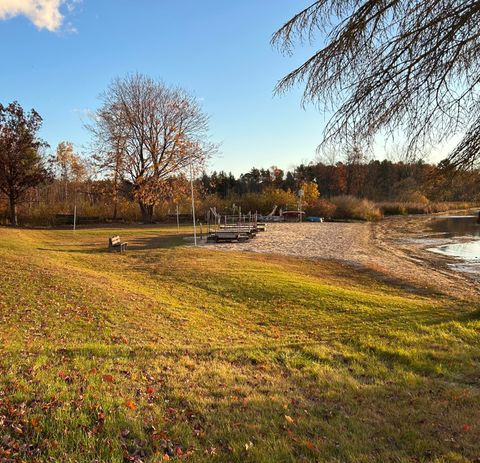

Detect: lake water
427,214,480,263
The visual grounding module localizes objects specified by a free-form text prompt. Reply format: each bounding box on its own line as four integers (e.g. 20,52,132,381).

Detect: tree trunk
112,199,118,221
9,194,17,226
112,170,119,220
139,201,154,223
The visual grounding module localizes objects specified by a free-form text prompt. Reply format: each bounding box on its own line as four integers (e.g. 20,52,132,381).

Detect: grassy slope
0,225,479,463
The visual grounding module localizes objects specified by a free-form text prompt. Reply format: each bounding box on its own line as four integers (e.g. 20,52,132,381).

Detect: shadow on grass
3,323,480,462
36,234,189,254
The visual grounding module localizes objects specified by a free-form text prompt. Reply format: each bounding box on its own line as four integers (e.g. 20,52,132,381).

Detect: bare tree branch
272,0,480,164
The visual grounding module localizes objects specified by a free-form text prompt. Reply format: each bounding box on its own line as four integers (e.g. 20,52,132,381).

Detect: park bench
108,235,128,252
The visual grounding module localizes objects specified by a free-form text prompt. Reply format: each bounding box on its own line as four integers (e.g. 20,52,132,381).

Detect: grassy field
0,225,479,463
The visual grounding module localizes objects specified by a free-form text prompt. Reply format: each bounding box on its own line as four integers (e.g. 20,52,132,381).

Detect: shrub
331,195,382,221
404,191,430,204
378,202,430,215
378,203,407,216
306,199,337,218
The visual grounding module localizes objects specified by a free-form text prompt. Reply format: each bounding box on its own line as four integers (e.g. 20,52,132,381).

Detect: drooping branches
272,0,480,161
449,119,480,169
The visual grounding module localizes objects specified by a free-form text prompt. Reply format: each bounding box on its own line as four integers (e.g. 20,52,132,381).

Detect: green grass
0,225,479,462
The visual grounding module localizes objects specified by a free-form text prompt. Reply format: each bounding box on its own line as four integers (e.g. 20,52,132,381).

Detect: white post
73,205,77,232
190,164,197,246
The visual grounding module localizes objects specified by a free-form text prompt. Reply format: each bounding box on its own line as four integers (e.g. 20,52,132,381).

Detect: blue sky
0,0,333,175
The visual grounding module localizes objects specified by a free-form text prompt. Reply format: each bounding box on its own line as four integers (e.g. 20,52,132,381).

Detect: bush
306,199,337,218
331,195,382,221
378,203,408,216
404,191,430,204
378,202,429,215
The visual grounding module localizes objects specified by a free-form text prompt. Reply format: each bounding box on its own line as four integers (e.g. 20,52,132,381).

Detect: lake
427,214,480,263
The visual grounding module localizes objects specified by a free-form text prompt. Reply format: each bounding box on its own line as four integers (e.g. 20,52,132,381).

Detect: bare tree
90,74,215,222
272,1,480,165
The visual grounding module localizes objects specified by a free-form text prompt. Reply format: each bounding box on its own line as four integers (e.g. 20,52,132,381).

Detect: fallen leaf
102,374,114,383
125,400,136,411
305,440,315,450
284,415,294,424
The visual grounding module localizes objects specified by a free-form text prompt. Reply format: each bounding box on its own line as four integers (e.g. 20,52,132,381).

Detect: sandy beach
205,217,479,299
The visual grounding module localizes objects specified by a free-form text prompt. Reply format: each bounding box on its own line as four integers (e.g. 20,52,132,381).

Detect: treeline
201,160,480,203
1,157,479,226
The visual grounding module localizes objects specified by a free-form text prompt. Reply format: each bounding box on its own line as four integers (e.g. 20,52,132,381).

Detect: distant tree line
200,160,480,203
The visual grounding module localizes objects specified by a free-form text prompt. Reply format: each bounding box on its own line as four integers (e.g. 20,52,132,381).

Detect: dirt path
205,217,479,299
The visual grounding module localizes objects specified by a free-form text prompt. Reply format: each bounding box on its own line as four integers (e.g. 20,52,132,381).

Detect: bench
108,235,128,252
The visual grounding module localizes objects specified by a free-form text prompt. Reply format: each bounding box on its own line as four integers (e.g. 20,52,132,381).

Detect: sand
204,217,479,299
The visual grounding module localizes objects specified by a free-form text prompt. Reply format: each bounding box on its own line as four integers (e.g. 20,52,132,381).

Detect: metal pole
190,164,197,246
73,205,77,232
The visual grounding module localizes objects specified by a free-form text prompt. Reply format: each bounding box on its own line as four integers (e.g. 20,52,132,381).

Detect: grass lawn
0,225,479,462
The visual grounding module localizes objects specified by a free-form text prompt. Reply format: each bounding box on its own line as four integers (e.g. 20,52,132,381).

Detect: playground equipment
258,205,285,222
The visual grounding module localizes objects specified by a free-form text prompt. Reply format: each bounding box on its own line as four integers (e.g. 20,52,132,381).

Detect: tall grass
379,201,478,216
330,195,383,221
1,193,478,227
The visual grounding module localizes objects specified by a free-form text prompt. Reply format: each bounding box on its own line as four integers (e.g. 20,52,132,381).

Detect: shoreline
205,214,480,299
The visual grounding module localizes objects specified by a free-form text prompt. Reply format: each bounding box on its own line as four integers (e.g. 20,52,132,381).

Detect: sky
0,0,335,175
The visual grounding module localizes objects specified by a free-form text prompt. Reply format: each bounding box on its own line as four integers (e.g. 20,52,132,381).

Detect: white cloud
0,0,79,31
